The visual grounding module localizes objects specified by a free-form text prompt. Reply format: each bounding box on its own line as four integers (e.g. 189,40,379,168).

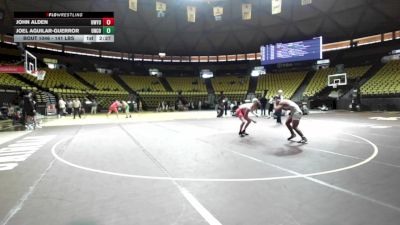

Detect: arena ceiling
1,0,400,56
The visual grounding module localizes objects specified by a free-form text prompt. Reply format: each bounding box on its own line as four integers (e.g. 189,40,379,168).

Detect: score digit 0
102,26,115,34
102,18,115,26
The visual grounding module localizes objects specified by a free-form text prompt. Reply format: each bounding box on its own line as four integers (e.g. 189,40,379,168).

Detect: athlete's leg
286,117,296,140
239,117,246,135
241,117,252,135
292,119,306,140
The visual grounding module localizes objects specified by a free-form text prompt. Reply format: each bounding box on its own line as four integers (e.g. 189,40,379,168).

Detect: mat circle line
51,132,378,182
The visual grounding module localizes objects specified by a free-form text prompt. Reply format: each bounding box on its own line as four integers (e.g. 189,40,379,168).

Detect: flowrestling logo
0,135,55,171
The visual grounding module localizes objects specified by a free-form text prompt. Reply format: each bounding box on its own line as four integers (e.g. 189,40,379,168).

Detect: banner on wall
242,4,251,20
156,1,166,18
128,0,138,12
213,6,223,21
301,0,312,6
272,0,282,15
187,6,196,23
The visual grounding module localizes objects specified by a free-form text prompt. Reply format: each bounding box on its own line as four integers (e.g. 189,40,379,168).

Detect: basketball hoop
332,83,338,89
31,70,46,80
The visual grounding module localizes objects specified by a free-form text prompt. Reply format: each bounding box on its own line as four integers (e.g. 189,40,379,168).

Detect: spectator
268,97,274,118
217,91,225,117
82,98,91,118
67,99,73,115
162,101,166,111
7,103,15,118
139,100,143,112
223,98,228,116
259,90,268,117
91,99,98,114
23,92,36,130
58,98,66,117
72,98,81,119
156,102,162,112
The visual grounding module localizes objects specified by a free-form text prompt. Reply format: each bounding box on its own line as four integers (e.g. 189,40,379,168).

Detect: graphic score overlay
13,12,114,43
261,37,322,65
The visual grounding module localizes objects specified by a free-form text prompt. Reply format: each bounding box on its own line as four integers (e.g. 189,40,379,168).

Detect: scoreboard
13,12,114,43
261,37,322,65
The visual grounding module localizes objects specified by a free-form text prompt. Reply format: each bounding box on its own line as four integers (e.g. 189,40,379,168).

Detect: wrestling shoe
297,137,308,143
287,134,296,141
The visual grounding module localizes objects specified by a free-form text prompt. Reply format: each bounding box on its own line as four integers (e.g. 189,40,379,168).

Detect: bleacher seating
121,75,165,92
0,74,48,104
304,66,372,97
166,77,207,92
87,90,130,108
345,65,371,80
215,91,247,103
0,73,31,89
49,88,87,102
256,71,307,99
211,76,249,92
303,68,335,97
361,61,400,96
77,72,125,91
138,91,208,109
22,69,88,90
51,89,129,109
33,90,49,104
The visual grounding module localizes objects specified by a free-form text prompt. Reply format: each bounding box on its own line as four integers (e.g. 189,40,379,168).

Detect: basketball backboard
328,73,347,87
24,50,37,75
24,50,46,80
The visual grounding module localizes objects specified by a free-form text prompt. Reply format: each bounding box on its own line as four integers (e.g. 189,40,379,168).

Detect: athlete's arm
250,109,259,117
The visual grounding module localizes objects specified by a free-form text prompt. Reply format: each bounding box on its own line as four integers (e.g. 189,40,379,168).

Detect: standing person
7,103,15,118
217,91,225,117
31,93,42,128
259,90,268,117
91,99,98,114
274,90,284,124
177,91,189,111
107,100,121,118
72,98,81,119
161,101,166,111
223,98,228,116
58,98,66,117
236,98,260,137
23,92,36,130
67,99,73,115
198,100,202,110
81,98,90,118
275,99,307,143
268,96,274,118
139,100,143,112
122,101,132,118
132,100,137,112
156,102,161,112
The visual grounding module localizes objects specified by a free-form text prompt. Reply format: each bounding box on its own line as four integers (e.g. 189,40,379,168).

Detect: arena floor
0,110,400,225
